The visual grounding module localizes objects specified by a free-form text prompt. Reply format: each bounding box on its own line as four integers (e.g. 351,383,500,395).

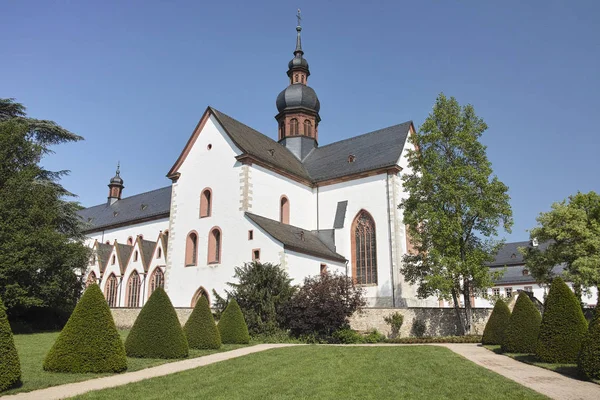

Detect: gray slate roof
303,122,413,182
245,212,346,262
95,242,113,272
140,239,157,271
78,186,171,233
210,108,311,181
116,243,133,275
212,108,412,183
489,240,563,285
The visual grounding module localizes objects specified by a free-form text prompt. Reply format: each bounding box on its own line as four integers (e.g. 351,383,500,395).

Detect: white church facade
79,21,597,311
79,21,431,309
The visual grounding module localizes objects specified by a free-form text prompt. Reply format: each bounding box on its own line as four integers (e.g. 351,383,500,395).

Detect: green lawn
73,346,548,400
483,345,600,385
4,330,246,395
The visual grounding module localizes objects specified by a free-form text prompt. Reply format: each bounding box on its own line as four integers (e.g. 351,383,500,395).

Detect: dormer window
348,154,356,163
522,269,529,276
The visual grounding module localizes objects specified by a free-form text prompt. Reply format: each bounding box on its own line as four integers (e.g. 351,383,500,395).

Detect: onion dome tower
107,162,124,205
276,10,321,160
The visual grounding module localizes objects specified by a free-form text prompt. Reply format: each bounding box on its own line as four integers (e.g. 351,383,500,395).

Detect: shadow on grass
482,345,593,383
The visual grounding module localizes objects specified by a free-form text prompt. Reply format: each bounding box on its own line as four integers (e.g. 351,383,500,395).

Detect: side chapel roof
245,212,346,263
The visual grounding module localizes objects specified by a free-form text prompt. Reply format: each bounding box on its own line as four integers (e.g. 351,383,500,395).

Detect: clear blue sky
2,1,599,241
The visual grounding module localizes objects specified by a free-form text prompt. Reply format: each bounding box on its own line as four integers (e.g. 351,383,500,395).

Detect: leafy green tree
218,298,250,344
184,296,221,349
43,284,127,373
0,296,21,391
212,261,295,334
482,299,511,345
536,277,588,363
400,94,513,334
523,191,600,306
502,292,541,353
0,99,89,330
125,288,188,359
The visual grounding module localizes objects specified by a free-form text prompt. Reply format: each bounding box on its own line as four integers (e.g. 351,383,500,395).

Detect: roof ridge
82,185,171,210
314,121,413,151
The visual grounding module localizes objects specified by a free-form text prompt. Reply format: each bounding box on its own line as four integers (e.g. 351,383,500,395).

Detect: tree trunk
597,286,600,308
462,283,473,335
451,288,465,335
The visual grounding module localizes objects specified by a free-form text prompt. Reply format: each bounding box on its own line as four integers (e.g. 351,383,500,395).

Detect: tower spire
295,9,303,55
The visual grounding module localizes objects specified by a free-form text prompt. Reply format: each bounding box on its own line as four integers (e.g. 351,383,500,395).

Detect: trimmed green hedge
43,284,127,373
218,299,250,344
578,308,600,380
0,297,21,391
482,299,511,345
502,292,541,353
386,335,482,344
536,277,588,363
184,296,221,350
125,288,188,359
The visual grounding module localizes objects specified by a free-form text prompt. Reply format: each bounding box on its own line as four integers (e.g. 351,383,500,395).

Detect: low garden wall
349,307,492,337
111,307,493,337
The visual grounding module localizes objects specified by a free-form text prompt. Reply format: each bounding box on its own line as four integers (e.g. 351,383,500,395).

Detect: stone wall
349,307,492,337
112,308,193,330
111,307,493,337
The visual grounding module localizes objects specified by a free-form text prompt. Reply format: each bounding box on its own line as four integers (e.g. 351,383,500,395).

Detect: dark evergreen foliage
0,99,89,331
536,277,588,363
217,298,250,344
43,284,126,373
282,272,366,338
211,261,295,335
578,308,600,380
0,297,21,391
184,296,221,349
502,292,541,353
125,288,188,359
482,299,511,345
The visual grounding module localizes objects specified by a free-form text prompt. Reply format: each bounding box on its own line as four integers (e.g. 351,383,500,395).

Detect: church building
78,19,439,309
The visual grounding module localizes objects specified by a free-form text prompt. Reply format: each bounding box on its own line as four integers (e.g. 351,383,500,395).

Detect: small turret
107,162,124,205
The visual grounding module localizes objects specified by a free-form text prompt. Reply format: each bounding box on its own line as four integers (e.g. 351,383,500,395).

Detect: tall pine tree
0,99,89,330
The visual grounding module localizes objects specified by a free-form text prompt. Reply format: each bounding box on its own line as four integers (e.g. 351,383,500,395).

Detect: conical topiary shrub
125,288,188,358
482,299,511,345
578,308,600,380
502,292,541,353
0,297,21,391
536,277,588,363
43,284,127,373
184,296,221,349
218,298,250,344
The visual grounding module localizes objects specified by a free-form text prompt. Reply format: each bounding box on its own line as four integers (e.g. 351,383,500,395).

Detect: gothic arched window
127,237,133,246
186,232,198,266
290,119,299,135
304,120,312,137
126,271,141,307
200,188,212,218
351,210,378,285
280,196,290,224
105,273,119,307
148,268,164,297
191,287,210,308
208,227,222,264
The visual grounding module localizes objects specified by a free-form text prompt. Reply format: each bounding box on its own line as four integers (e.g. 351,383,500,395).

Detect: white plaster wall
472,283,599,308
250,165,316,229
165,115,290,307
285,250,346,285
85,217,169,247
317,174,394,306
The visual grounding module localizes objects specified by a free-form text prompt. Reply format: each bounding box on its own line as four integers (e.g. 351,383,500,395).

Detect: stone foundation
111,307,492,337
